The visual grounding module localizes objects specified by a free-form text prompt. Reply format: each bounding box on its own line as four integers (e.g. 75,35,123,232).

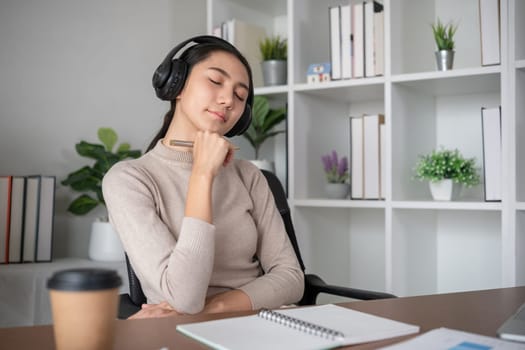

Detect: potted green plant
413,147,480,200
259,35,287,86
243,95,286,171
321,150,350,199
431,18,458,71
62,127,142,261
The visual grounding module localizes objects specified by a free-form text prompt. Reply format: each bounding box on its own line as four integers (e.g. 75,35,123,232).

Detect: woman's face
175,50,250,136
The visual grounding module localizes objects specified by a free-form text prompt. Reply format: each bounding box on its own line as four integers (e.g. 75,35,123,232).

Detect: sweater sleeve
102,162,214,314
237,165,305,309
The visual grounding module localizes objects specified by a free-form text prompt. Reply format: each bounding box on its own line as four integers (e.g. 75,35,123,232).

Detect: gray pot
261,60,287,86
435,50,455,71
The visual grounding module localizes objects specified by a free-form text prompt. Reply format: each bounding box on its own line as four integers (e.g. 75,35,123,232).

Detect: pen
169,139,240,150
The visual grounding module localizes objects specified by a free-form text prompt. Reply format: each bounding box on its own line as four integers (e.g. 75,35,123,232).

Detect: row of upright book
0,175,55,263
329,0,384,81
350,114,385,200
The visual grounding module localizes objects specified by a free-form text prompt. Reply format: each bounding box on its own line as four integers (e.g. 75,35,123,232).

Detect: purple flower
322,155,332,172
337,156,348,177
321,150,350,183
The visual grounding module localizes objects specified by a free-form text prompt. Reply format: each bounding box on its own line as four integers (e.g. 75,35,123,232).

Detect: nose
218,88,234,110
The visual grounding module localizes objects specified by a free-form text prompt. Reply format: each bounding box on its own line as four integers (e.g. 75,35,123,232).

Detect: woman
102,35,304,319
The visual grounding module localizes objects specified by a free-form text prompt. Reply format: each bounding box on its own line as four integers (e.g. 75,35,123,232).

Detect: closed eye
210,78,245,101
235,92,245,102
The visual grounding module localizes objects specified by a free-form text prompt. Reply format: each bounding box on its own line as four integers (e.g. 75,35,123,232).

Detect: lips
208,110,226,123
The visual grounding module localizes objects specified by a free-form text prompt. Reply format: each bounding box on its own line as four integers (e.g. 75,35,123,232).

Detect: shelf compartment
391,74,500,202
391,209,501,297
293,207,386,302
292,89,384,200
391,0,486,75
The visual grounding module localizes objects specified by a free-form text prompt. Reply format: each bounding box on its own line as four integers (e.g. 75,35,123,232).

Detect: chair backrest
260,169,306,272
124,169,305,305
125,253,146,306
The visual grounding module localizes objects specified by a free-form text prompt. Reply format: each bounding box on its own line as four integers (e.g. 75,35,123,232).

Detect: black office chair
118,169,395,319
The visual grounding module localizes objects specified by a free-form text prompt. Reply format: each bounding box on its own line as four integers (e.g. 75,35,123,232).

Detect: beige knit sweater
102,140,304,314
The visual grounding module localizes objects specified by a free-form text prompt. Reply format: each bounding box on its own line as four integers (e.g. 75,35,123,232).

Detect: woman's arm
202,289,252,314
236,166,305,309
127,290,251,319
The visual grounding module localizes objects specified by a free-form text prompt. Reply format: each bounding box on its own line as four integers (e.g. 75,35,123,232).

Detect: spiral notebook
176,304,420,350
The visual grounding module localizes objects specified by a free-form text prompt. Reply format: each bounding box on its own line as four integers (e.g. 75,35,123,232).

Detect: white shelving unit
208,0,525,298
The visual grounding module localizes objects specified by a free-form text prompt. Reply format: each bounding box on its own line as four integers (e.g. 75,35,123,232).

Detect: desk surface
2,286,524,350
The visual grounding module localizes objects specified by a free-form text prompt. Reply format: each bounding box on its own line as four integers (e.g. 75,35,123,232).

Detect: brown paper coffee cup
47,268,122,350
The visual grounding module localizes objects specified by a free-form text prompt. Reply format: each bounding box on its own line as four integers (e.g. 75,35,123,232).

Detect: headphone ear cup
225,104,252,137
153,59,188,101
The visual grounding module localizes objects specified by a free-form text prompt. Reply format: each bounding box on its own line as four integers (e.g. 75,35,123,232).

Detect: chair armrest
299,274,396,305
118,293,141,320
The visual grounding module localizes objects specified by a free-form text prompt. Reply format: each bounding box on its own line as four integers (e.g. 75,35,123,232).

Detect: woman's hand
192,131,237,178
128,301,181,320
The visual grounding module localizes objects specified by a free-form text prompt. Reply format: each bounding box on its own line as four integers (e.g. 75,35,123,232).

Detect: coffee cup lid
47,268,122,291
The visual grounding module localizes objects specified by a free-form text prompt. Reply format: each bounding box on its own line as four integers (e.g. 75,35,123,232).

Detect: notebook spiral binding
257,309,345,341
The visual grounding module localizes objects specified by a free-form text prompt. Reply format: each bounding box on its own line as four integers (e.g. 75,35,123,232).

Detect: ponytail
146,100,176,152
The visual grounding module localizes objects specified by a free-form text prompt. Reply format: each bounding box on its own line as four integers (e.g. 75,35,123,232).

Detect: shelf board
391,201,502,211
391,66,501,96
293,78,384,103
254,85,288,95
516,202,525,211
293,199,385,209
516,60,525,69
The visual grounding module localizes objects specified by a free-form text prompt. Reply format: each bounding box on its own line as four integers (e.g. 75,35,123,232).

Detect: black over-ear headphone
152,35,253,137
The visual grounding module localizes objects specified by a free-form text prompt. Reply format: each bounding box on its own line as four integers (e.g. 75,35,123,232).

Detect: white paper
379,328,525,350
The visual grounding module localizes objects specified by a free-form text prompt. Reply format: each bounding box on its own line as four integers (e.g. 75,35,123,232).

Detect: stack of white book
350,114,385,200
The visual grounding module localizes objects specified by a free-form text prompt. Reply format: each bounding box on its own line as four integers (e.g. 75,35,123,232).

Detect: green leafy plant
61,127,142,216
431,18,458,51
413,147,480,187
259,35,287,61
243,95,286,160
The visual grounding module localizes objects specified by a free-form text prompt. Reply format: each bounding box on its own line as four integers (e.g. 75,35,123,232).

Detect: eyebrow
209,67,250,91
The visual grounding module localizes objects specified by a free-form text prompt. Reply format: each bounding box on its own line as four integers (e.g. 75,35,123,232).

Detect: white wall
0,0,206,257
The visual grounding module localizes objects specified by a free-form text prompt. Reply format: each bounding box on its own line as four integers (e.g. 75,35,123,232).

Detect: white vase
88,221,125,261
250,159,275,173
324,183,350,199
429,179,453,201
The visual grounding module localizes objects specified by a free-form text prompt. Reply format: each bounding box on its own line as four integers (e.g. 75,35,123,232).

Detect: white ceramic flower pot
429,179,453,201
250,159,275,173
88,221,125,261
324,183,350,199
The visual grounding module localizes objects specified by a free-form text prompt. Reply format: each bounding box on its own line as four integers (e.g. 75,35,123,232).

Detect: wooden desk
2,286,524,350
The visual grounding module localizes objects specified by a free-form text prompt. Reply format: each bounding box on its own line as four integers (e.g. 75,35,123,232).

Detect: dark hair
146,42,254,152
